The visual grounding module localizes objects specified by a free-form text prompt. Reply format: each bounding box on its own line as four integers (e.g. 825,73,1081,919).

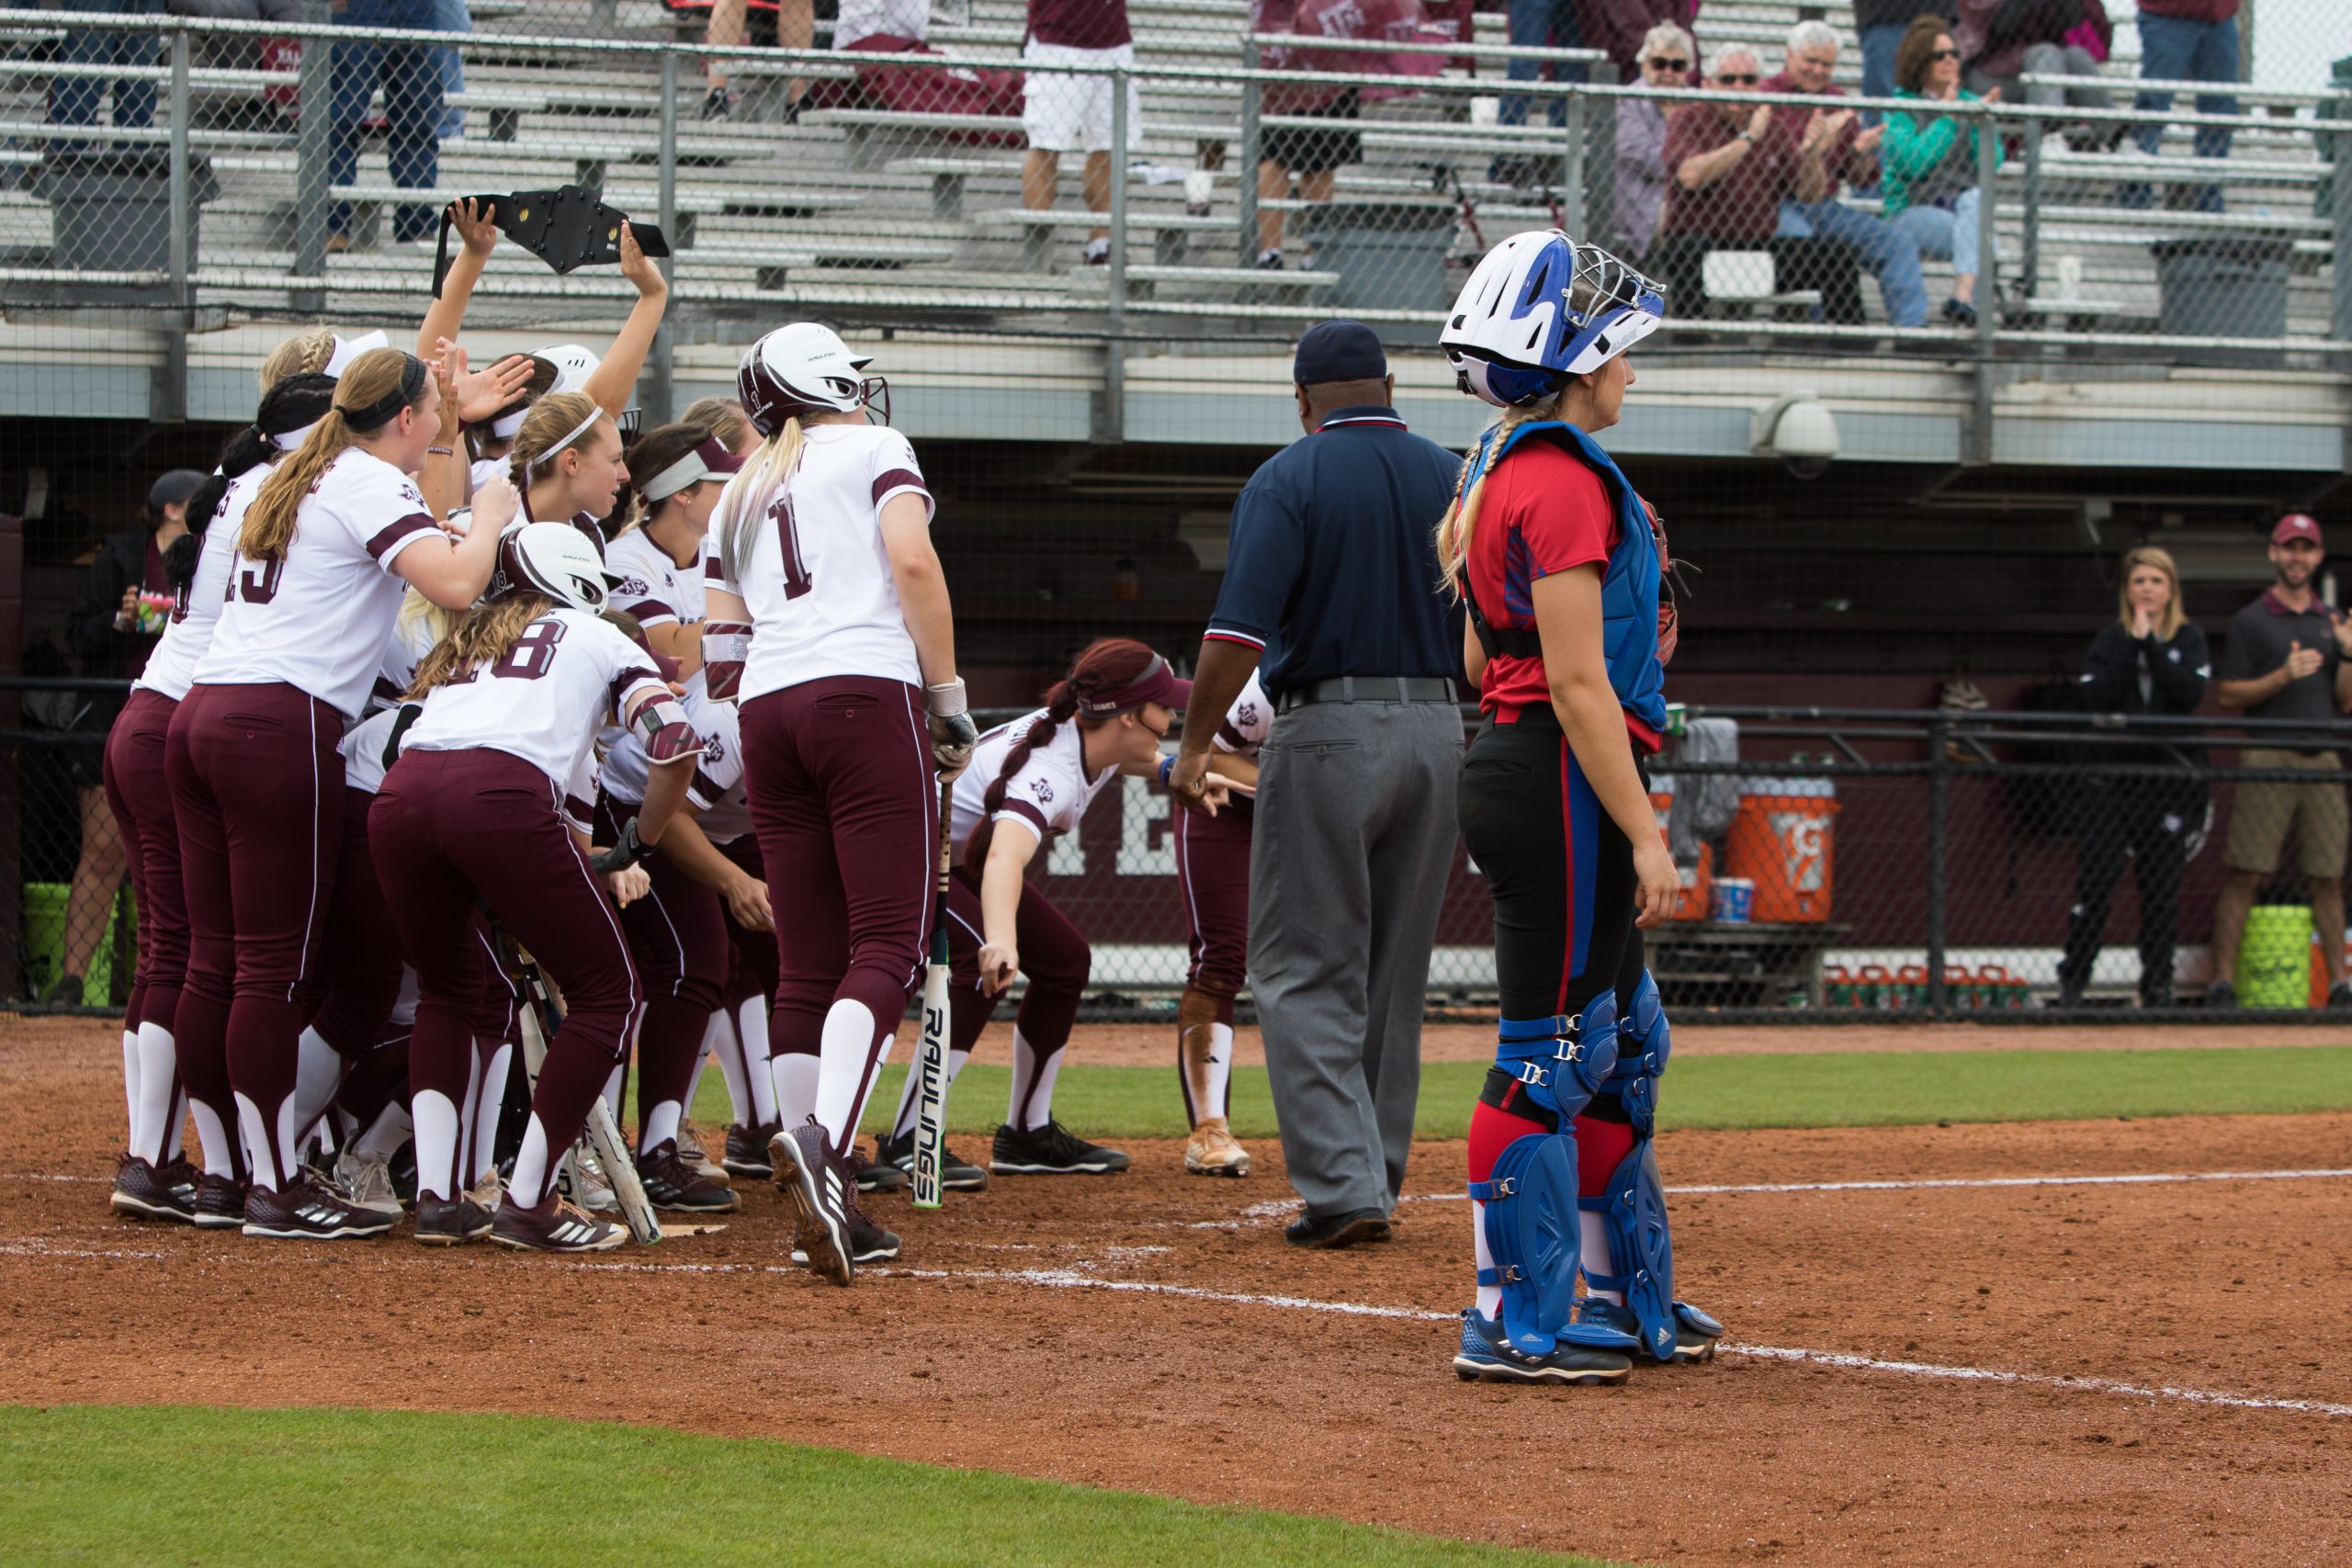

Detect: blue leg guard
1472,997,1631,1359
1578,971,1723,1362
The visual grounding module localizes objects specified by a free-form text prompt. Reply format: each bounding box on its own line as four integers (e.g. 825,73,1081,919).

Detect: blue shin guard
1579,970,1718,1362
1473,1000,1626,1359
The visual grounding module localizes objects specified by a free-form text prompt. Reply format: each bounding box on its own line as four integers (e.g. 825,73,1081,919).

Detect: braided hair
963,637,1160,877
171,371,337,592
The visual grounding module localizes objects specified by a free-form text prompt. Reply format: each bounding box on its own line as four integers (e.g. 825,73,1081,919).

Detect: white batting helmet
491,520,620,613
737,322,884,436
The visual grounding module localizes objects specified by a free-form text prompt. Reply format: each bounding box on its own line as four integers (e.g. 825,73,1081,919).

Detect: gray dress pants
1248,698,1463,1217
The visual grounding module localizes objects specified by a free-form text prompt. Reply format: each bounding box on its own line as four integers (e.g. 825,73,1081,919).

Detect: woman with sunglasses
167,347,504,1240
1884,15,2004,326
1613,21,1697,260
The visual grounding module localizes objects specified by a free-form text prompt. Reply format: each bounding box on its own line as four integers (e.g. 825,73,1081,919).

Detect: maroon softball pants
594,789,725,1145
943,869,1090,1128
1175,796,1252,1007
370,748,642,1204
166,681,346,1190
102,688,186,1036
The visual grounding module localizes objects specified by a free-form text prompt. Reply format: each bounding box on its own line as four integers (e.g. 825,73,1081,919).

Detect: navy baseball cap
149,469,207,512
1293,320,1387,387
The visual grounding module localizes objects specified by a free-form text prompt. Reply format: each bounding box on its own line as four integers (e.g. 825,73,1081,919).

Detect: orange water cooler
1723,776,1839,923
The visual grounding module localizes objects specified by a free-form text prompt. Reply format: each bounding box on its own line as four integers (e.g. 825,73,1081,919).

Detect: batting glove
591,816,650,875
927,678,978,782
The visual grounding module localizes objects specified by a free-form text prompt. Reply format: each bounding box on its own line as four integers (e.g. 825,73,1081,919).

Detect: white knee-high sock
413,1089,462,1203
466,1040,511,1185
889,1047,970,1141
353,1098,412,1163
1579,1212,1623,1305
809,999,877,1151
846,1031,895,1143
641,1097,684,1156
601,1062,625,1120
1204,1021,1236,1119
738,997,777,1123
1007,1027,1061,1132
131,1021,178,1166
291,1026,345,1154
705,1010,749,1124
189,1100,236,1179
684,1048,709,1125
511,1115,554,1208
1473,1202,1501,1319
120,1028,139,1143
771,1051,820,1132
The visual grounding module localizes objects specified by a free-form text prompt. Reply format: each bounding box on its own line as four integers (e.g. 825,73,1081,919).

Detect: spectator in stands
1857,2,1952,124
1495,0,1586,170
431,0,469,141
2123,0,2237,213
1957,0,2114,141
1765,20,1928,331
50,0,164,133
2206,514,2352,1010
1252,0,1434,270
2056,546,2209,1010
1653,42,1867,324
327,0,447,249
1580,0,1698,86
53,468,205,1006
1613,19,1695,259
1884,15,2000,325
703,0,816,119
1020,0,1140,265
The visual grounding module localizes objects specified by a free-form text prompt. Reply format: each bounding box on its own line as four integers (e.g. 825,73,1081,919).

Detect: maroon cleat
110,1155,198,1224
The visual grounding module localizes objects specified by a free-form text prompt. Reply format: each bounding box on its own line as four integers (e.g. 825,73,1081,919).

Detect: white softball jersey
599,674,751,846
703,423,933,702
399,606,667,795
604,525,698,631
191,448,445,721
1213,671,1272,761
133,471,253,703
949,708,1118,857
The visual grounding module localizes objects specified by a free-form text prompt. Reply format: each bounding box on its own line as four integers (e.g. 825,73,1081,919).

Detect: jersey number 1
770,494,813,600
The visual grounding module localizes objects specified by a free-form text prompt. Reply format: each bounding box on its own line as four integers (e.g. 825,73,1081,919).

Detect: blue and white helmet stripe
1441,229,1668,406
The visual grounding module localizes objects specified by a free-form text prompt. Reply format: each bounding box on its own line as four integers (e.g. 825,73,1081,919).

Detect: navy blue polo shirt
1205,406,1464,698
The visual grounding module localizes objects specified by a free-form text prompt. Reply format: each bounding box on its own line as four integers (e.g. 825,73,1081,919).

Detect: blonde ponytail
716,417,807,586
1434,395,1562,598
405,593,551,699
242,346,425,565
258,327,334,392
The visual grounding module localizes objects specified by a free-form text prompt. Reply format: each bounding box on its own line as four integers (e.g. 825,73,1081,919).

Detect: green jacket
1882,88,2003,216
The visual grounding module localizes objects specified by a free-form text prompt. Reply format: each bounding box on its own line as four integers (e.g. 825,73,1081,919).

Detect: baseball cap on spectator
149,469,208,513
2273,513,2324,547
1293,320,1388,387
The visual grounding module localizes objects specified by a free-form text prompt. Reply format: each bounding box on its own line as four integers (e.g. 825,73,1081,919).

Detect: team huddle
96,208,1717,1385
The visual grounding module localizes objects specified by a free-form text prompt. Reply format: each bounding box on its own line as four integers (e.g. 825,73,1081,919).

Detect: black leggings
1458,712,1646,1030
2060,777,2192,1001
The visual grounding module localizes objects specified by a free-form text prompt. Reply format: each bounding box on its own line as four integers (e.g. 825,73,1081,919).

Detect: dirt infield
5,1017,2348,1565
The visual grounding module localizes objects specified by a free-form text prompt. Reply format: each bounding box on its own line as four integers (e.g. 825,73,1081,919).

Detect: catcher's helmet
1441,230,1665,408
737,322,884,436
490,520,621,613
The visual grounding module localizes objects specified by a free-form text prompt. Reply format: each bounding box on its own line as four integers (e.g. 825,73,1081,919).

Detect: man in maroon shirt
1649,42,1865,323
1019,0,1139,265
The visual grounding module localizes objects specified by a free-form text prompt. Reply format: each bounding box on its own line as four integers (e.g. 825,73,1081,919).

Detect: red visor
1078,654,1191,716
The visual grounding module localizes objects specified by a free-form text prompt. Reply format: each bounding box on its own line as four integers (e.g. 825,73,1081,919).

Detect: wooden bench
1645,921,1851,1010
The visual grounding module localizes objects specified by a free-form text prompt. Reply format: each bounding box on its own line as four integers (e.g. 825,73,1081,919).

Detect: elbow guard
703,621,752,701
631,694,705,765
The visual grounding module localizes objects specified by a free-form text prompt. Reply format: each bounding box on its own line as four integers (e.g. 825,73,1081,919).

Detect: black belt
1274,676,1456,714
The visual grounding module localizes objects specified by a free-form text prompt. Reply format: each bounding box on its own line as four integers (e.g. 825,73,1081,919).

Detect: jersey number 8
449,619,567,685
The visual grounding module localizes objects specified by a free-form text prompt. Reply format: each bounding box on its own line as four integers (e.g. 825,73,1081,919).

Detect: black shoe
2205,979,2238,1010
794,1192,900,1265
845,1141,908,1194
723,1120,782,1179
1942,297,1978,327
413,1192,494,1245
388,1138,417,1206
110,1155,198,1223
191,1171,248,1230
40,971,85,1006
770,1122,854,1285
242,1172,395,1239
699,85,735,119
876,1128,989,1190
636,1139,741,1213
2328,983,2352,1010
989,1121,1130,1175
1255,247,1284,270
1284,1206,1390,1249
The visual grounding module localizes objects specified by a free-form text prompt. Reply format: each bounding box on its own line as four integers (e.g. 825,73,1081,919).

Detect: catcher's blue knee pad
1493,990,1621,1123
1578,970,1684,1361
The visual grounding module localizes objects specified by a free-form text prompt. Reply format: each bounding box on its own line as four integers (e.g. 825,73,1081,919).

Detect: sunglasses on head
1647,55,1690,71
1717,72,1758,85
1929,46,1960,60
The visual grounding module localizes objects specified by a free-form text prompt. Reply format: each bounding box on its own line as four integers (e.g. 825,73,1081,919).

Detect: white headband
490,408,526,439
322,329,390,379
540,407,605,466
270,419,321,451
640,449,712,503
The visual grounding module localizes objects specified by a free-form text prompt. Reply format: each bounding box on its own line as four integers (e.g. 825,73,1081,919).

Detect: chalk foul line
1665,1167,2352,1196
1727,1345,2352,1418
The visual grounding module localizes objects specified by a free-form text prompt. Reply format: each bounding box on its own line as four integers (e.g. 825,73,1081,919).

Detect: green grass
0,1404,1617,1568
687,1046,2352,1143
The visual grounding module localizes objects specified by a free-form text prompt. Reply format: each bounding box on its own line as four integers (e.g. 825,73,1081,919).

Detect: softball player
606,423,741,676
1170,671,1267,1179
703,322,975,1285
511,392,629,556
879,637,1219,1181
103,373,339,1224
166,348,503,1240
372,521,702,1250
1436,231,1719,1384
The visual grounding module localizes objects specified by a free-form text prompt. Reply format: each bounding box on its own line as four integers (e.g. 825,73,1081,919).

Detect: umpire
1170,321,1464,1248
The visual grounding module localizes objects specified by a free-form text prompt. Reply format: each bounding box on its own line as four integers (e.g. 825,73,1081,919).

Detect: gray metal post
292,0,333,314
2019,114,2044,311
1103,64,1129,442
1561,90,1587,232
647,51,680,426
1926,716,1950,1013
161,27,191,422
1238,39,1261,269
1966,106,1999,464
2334,122,2352,355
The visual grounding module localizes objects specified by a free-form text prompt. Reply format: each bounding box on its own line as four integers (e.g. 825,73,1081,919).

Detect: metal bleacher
0,2,2340,351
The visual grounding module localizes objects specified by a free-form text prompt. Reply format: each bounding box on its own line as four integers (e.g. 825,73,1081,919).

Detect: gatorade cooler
1724,776,1839,922
2306,926,2352,1007
2237,904,2312,1010
1650,776,1713,923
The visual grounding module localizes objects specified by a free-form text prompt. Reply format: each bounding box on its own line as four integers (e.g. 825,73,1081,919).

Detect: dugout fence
13,676,2352,1025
